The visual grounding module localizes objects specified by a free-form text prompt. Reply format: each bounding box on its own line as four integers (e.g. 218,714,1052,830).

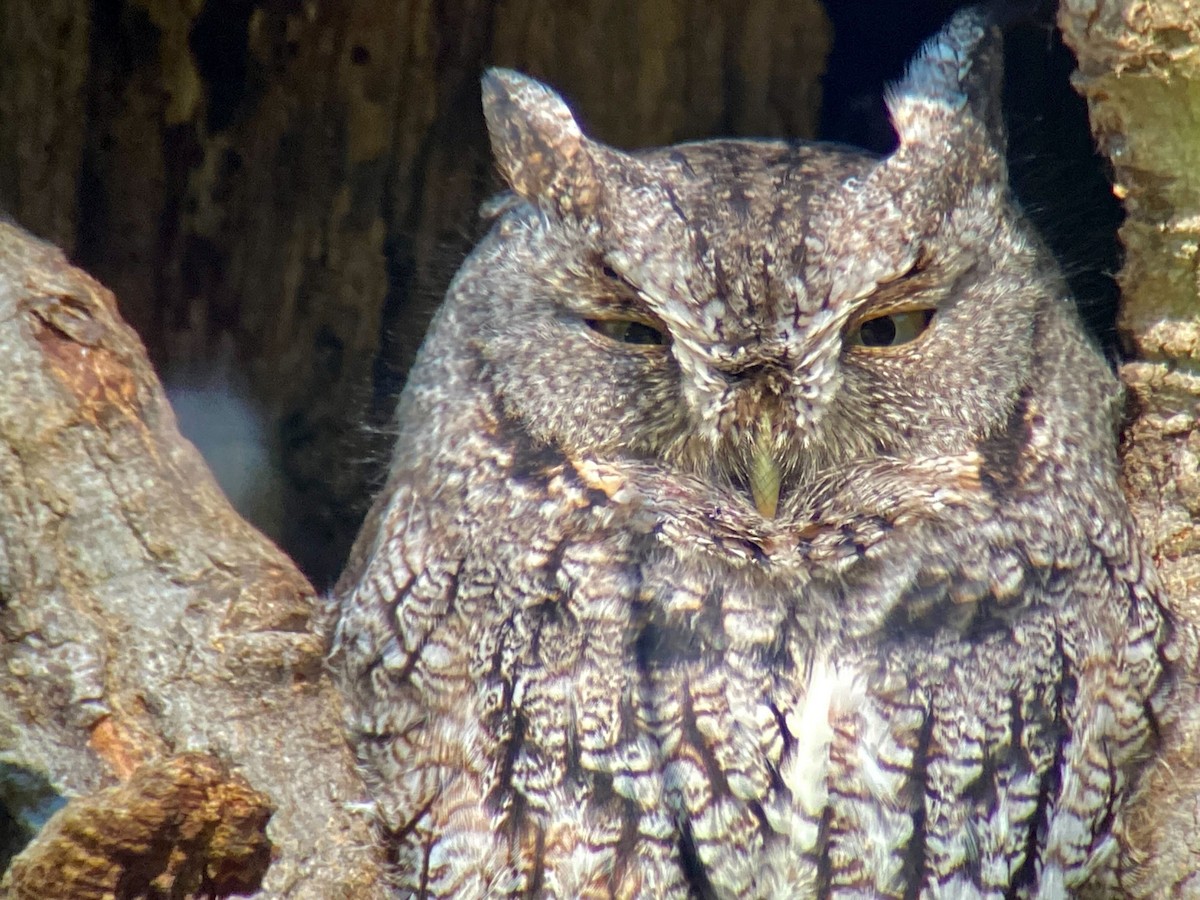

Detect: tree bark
1059,1,1200,895
0,221,386,897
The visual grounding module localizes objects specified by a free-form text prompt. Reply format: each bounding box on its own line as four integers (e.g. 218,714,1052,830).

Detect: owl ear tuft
884,7,1007,161
482,69,602,220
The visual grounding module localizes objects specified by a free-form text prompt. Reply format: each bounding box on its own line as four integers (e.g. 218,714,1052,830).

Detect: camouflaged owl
332,8,1173,898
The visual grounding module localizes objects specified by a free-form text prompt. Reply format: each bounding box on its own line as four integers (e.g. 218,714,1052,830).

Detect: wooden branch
0,220,386,897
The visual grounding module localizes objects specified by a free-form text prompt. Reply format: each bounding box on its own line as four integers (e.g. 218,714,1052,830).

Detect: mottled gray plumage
332,9,1173,898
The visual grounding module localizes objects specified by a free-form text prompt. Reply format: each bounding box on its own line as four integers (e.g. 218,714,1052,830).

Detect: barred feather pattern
336,406,1167,897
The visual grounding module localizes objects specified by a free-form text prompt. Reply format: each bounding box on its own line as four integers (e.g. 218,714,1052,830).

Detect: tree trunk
1060,2,1200,894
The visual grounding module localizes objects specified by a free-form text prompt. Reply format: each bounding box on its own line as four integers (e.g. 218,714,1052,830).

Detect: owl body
334,10,1170,898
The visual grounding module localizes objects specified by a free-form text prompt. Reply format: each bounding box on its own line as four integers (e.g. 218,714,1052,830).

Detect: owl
331,8,1172,898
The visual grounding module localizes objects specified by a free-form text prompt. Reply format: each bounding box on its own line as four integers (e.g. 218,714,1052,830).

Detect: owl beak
748,418,781,518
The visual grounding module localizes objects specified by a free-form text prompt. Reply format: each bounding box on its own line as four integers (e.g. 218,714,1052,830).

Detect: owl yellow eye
585,318,666,346
849,308,935,348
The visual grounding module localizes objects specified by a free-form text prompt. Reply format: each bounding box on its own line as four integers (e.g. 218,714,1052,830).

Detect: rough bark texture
0,0,831,588
3,754,272,899
1059,1,1200,895
0,221,386,897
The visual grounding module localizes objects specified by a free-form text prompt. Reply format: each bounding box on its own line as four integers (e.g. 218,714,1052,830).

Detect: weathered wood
0,221,386,898
1059,1,1200,895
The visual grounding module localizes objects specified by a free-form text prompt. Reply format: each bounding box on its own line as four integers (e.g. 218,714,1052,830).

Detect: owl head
455,9,1080,520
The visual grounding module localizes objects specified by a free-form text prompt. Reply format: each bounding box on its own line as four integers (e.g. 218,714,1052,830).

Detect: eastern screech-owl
332,9,1172,898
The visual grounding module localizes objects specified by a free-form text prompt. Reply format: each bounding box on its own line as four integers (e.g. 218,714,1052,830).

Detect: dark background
820,0,1120,347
